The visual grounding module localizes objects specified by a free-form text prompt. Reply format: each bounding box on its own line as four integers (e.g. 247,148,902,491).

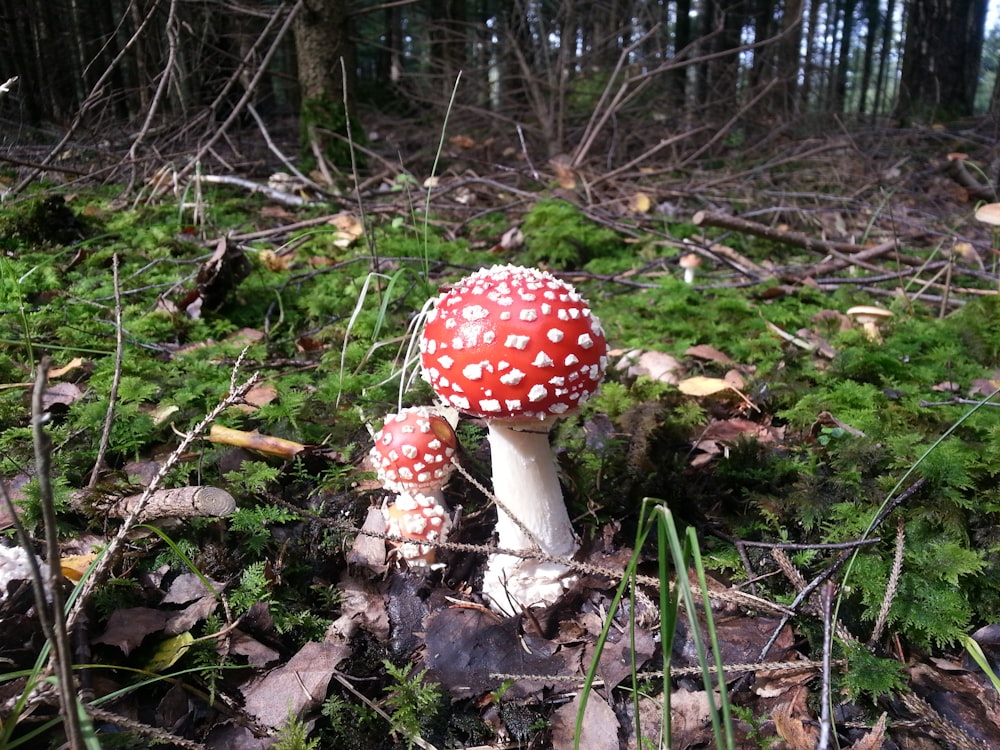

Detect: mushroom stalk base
482,421,579,614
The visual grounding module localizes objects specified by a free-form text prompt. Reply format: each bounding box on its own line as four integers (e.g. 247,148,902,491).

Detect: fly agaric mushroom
370,407,458,567
419,264,608,612
846,305,893,342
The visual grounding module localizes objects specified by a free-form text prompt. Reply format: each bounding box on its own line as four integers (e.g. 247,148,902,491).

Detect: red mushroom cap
370,407,457,494
384,492,451,566
419,265,608,421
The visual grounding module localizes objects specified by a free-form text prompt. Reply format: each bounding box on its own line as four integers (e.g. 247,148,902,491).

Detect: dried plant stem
88,253,122,488
817,581,836,750
32,358,86,749
868,516,905,647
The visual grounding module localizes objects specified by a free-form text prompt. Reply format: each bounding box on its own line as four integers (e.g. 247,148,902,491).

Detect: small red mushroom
418,264,608,612
370,407,458,568
370,406,457,497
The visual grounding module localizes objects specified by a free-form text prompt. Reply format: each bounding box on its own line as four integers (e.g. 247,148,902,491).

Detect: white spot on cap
565,353,579,366
462,363,484,380
527,384,547,402
462,304,489,321
500,369,525,385
547,328,564,343
505,334,529,350
505,399,522,410
532,351,554,367
401,445,418,459
550,403,570,414
450,395,470,410
479,399,502,412
438,355,454,369
519,308,537,321
578,333,594,348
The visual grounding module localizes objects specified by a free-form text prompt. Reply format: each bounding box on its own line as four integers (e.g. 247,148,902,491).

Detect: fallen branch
70,486,236,521
692,210,919,273
195,174,324,208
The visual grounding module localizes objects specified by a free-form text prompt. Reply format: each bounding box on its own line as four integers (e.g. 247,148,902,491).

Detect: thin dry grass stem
67,356,261,631
898,693,992,750
87,707,209,750
31,358,86,749
817,581,836,750
491,657,831,685
868,516,905,648
88,253,123,488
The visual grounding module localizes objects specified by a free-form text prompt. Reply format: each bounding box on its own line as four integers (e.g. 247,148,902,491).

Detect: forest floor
2,115,1000,749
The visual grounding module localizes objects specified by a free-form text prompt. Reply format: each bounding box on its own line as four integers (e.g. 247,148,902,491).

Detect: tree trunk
293,0,356,167
895,0,988,121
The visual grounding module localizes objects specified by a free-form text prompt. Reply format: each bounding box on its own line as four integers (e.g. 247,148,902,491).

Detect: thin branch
32,358,86,749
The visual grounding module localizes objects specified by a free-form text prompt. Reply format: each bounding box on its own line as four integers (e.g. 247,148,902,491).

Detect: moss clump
0,196,89,248
520,198,621,269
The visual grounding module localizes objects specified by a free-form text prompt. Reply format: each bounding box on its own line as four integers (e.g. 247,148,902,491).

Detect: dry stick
245,103,326,194
693,210,921,274
175,0,303,183
88,254,123,488
126,0,180,175
11,0,164,195
66,364,262,631
32,358,86,749
571,27,660,168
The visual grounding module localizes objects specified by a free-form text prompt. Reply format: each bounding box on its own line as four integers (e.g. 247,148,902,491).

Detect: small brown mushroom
679,253,702,284
974,203,1000,228
846,305,894,342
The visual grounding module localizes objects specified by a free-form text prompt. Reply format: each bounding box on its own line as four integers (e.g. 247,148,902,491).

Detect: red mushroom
370,406,458,568
418,264,608,612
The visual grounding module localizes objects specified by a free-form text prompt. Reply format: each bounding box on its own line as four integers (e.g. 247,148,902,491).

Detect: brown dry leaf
42,381,84,410
772,688,818,750
847,712,888,750
617,349,682,384
489,225,524,253
241,641,348,728
628,191,652,214
93,607,172,655
677,375,733,397
670,688,718,749
685,344,735,365
347,507,389,573
550,692,619,750
449,134,477,149
162,573,224,605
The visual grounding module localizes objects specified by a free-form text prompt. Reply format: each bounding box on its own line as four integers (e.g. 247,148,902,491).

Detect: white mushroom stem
481,419,579,614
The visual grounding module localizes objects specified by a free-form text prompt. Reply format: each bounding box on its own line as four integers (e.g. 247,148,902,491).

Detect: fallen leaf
847,712,887,750
241,641,348,728
677,376,733,397
146,632,195,673
685,344,735,365
617,349,681,384
48,357,85,378
550,691,619,750
60,554,98,582
93,607,172,655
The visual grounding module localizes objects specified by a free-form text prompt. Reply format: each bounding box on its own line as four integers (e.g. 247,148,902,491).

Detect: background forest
1,0,998,180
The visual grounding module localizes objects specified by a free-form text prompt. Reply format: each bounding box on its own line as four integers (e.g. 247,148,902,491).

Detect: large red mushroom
419,264,608,612
370,406,458,568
